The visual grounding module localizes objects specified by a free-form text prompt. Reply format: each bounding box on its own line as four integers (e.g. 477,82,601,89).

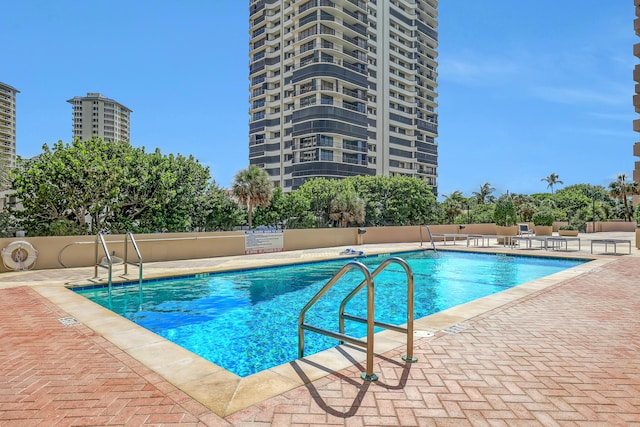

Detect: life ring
1,241,38,271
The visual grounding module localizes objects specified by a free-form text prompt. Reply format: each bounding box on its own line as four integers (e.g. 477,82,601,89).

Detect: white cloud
588,112,636,122
438,54,520,84
532,86,627,107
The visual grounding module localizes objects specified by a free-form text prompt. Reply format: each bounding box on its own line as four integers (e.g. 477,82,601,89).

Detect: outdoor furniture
466,234,492,247
547,236,581,252
590,239,631,255
431,233,468,245
517,223,534,236
496,235,517,247
513,236,549,250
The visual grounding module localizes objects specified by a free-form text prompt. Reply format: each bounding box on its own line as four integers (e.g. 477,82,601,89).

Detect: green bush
493,196,517,226
559,224,579,231
532,210,554,226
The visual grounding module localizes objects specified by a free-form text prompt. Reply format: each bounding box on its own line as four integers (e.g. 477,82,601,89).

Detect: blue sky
3,1,637,198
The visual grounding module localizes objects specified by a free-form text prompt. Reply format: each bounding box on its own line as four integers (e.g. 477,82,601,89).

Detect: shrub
493,196,517,226
559,224,579,231
532,209,554,226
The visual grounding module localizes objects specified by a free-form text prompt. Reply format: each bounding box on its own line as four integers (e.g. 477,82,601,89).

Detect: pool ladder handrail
94,232,144,299
339,257,417,364
420,225,437,252
94,232,113,298
298,257,416,382
124,232,143,291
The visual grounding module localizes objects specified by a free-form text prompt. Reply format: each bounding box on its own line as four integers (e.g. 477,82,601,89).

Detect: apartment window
318,135,333,146
300,40,314,54
320,149,333,161
300,95,315,108
321,94,333,105
321,81,334,91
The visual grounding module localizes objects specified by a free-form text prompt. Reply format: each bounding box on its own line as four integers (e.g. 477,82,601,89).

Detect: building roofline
0,82,20,93
66,92,132,112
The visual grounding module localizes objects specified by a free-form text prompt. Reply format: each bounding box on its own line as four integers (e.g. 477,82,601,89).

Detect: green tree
329,188,365,227
442,191,465,224
200,185,245,231
472,182,495,204
253,187,315,229
0,212,17,237
608,174,639,222
0,152,10,190
541,173,563,194
493,194,517,226
232,165,273,229
11,137,212,235
348,175,438,226
296,177,341,227
552,187,591,222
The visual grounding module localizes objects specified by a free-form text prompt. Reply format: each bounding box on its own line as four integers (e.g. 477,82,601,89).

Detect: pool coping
29,246,613,417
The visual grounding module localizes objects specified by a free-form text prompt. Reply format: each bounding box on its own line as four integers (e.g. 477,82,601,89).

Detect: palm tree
608,173,639,222
232,165,273,229
442,191,465,224
329,190,365,227
472,182,495,204
541,173,563,194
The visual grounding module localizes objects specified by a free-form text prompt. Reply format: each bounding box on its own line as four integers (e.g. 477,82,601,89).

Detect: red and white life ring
1,241,38,271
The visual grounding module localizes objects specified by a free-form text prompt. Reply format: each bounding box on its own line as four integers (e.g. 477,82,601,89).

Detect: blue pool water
75,251,585,377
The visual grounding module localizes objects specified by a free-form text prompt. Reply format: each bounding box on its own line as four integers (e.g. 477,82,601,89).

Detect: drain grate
443,323,470,335
414,330,435,338
58,317,79,327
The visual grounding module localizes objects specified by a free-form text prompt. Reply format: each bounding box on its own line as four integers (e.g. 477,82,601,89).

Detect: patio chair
517,223,534,236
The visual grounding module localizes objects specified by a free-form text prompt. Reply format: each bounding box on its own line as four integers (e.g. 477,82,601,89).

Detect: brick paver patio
226,256,640,426
1,248,639,425
0,286,226,426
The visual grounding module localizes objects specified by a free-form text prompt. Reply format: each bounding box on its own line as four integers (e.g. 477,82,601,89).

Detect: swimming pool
75,251,585,377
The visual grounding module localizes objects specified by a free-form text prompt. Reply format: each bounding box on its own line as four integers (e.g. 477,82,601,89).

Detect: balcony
634,142,640,157
342,87,366,100
344,0,366,11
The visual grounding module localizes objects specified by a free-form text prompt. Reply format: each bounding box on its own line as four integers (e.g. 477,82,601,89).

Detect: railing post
402,263,417,363
361,276,377,381
94,234,99,278
124,233,129,275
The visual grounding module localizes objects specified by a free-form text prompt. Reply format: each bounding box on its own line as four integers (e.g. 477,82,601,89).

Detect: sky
3,1,637,199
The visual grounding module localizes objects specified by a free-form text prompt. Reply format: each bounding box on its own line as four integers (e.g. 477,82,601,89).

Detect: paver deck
0,232,639,425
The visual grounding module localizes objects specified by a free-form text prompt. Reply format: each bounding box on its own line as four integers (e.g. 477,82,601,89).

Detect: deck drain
443,323,470,335
414,330,435,338
58,317,79,327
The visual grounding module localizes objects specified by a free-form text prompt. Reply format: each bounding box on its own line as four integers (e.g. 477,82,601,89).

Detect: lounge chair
517,223,534,236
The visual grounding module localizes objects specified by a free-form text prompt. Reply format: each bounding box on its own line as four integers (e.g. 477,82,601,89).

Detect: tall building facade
635,0,640,203
248,0,438,193
0,82,19,170
67,93,132,143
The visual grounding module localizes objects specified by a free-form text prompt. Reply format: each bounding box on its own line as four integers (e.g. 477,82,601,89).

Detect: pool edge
30,254,612,417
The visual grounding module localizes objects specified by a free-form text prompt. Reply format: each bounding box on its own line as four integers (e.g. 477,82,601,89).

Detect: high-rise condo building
248,0,439,193
67,93,132,143
0,82,19,171
634,0,640,201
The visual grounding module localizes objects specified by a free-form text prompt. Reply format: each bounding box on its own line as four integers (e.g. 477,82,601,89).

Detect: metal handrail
338,257,417,363
419,225,437,252
298,261,379,381
94,232,113,298
124,232,143,294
